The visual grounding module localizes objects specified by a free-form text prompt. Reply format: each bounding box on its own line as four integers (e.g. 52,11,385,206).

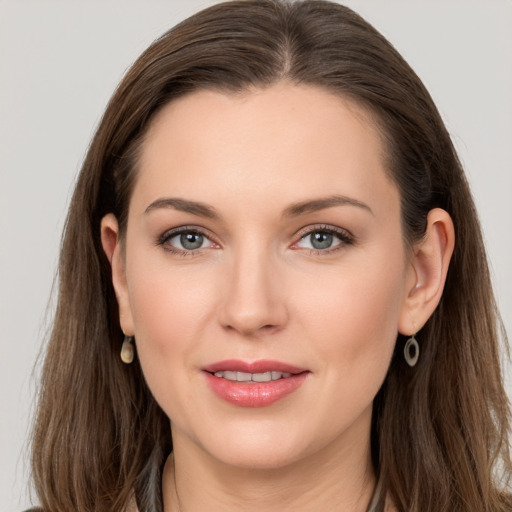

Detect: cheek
295,257,405,374
287,261,405,440
125,258,216,371
124,263,217,423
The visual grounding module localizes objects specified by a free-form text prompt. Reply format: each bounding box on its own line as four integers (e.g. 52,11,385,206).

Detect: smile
203,360,309,407
213,371,292,382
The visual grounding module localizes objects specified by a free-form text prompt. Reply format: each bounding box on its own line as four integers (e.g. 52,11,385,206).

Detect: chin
190,419,322,471
211,444,306,471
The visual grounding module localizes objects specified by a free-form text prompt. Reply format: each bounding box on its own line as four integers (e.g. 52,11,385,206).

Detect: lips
202,359,309,407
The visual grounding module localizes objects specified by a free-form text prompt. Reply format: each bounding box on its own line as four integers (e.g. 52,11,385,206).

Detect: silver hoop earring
120,335,135,364
404,335,419,367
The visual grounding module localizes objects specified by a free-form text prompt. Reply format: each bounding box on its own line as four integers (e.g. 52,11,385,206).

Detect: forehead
133,82,397,217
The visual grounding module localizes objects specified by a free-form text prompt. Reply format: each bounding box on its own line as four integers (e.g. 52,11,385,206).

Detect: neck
162,415,377,512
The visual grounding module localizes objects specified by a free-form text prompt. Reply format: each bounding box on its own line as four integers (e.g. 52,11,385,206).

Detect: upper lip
202,359,308,375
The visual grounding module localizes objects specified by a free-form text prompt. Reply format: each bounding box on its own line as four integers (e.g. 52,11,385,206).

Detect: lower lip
204,372,309,407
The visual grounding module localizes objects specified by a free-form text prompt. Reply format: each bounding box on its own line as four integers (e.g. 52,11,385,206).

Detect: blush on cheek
128,270,212,356
310,270,402,370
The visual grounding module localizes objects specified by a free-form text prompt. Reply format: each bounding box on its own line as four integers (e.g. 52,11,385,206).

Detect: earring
404,334,419,367
120,335,135,364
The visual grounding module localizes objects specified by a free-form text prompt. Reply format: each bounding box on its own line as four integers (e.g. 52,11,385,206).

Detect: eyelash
293,224,355,255
156,224,355,257
156,225,218,257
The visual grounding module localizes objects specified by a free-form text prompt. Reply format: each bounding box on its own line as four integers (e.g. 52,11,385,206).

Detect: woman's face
112,83,416,469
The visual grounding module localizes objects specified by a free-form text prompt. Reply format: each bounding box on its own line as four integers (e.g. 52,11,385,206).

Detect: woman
29,1,511,511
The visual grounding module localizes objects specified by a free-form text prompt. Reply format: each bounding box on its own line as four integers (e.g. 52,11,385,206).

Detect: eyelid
291,224,355,251
156,223,354,256
157,225,219,254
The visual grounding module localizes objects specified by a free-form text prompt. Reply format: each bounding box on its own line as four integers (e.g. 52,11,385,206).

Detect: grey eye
296,229,345,251
309,232,333,249
180,232,204,250
167,231,213,251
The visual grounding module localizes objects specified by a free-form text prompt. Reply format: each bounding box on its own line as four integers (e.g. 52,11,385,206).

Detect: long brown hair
31,1,511,511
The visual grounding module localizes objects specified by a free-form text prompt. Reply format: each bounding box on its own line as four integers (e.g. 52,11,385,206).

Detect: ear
100,213,134,336
398,208,455,335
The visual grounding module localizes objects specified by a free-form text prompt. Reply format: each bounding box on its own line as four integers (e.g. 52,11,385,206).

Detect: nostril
217,281,289,335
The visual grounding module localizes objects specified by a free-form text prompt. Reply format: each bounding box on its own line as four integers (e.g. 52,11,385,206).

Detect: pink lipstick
202,359,309,407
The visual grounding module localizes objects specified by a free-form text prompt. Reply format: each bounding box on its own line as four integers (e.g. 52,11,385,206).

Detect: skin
101,82,454,511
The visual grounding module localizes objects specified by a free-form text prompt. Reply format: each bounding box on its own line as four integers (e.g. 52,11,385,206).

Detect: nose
217,247,288,337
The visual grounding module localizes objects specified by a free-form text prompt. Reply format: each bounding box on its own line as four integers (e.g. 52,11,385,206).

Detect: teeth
252,371,272,382
213,371,292,382
236,371,252,382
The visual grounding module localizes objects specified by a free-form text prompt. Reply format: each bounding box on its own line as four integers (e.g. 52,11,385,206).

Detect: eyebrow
144,194,373,219
283,195,373,217
144,197,219,219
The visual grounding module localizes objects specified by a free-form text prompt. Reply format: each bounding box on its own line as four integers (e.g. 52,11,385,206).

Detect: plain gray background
1,1,511,510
